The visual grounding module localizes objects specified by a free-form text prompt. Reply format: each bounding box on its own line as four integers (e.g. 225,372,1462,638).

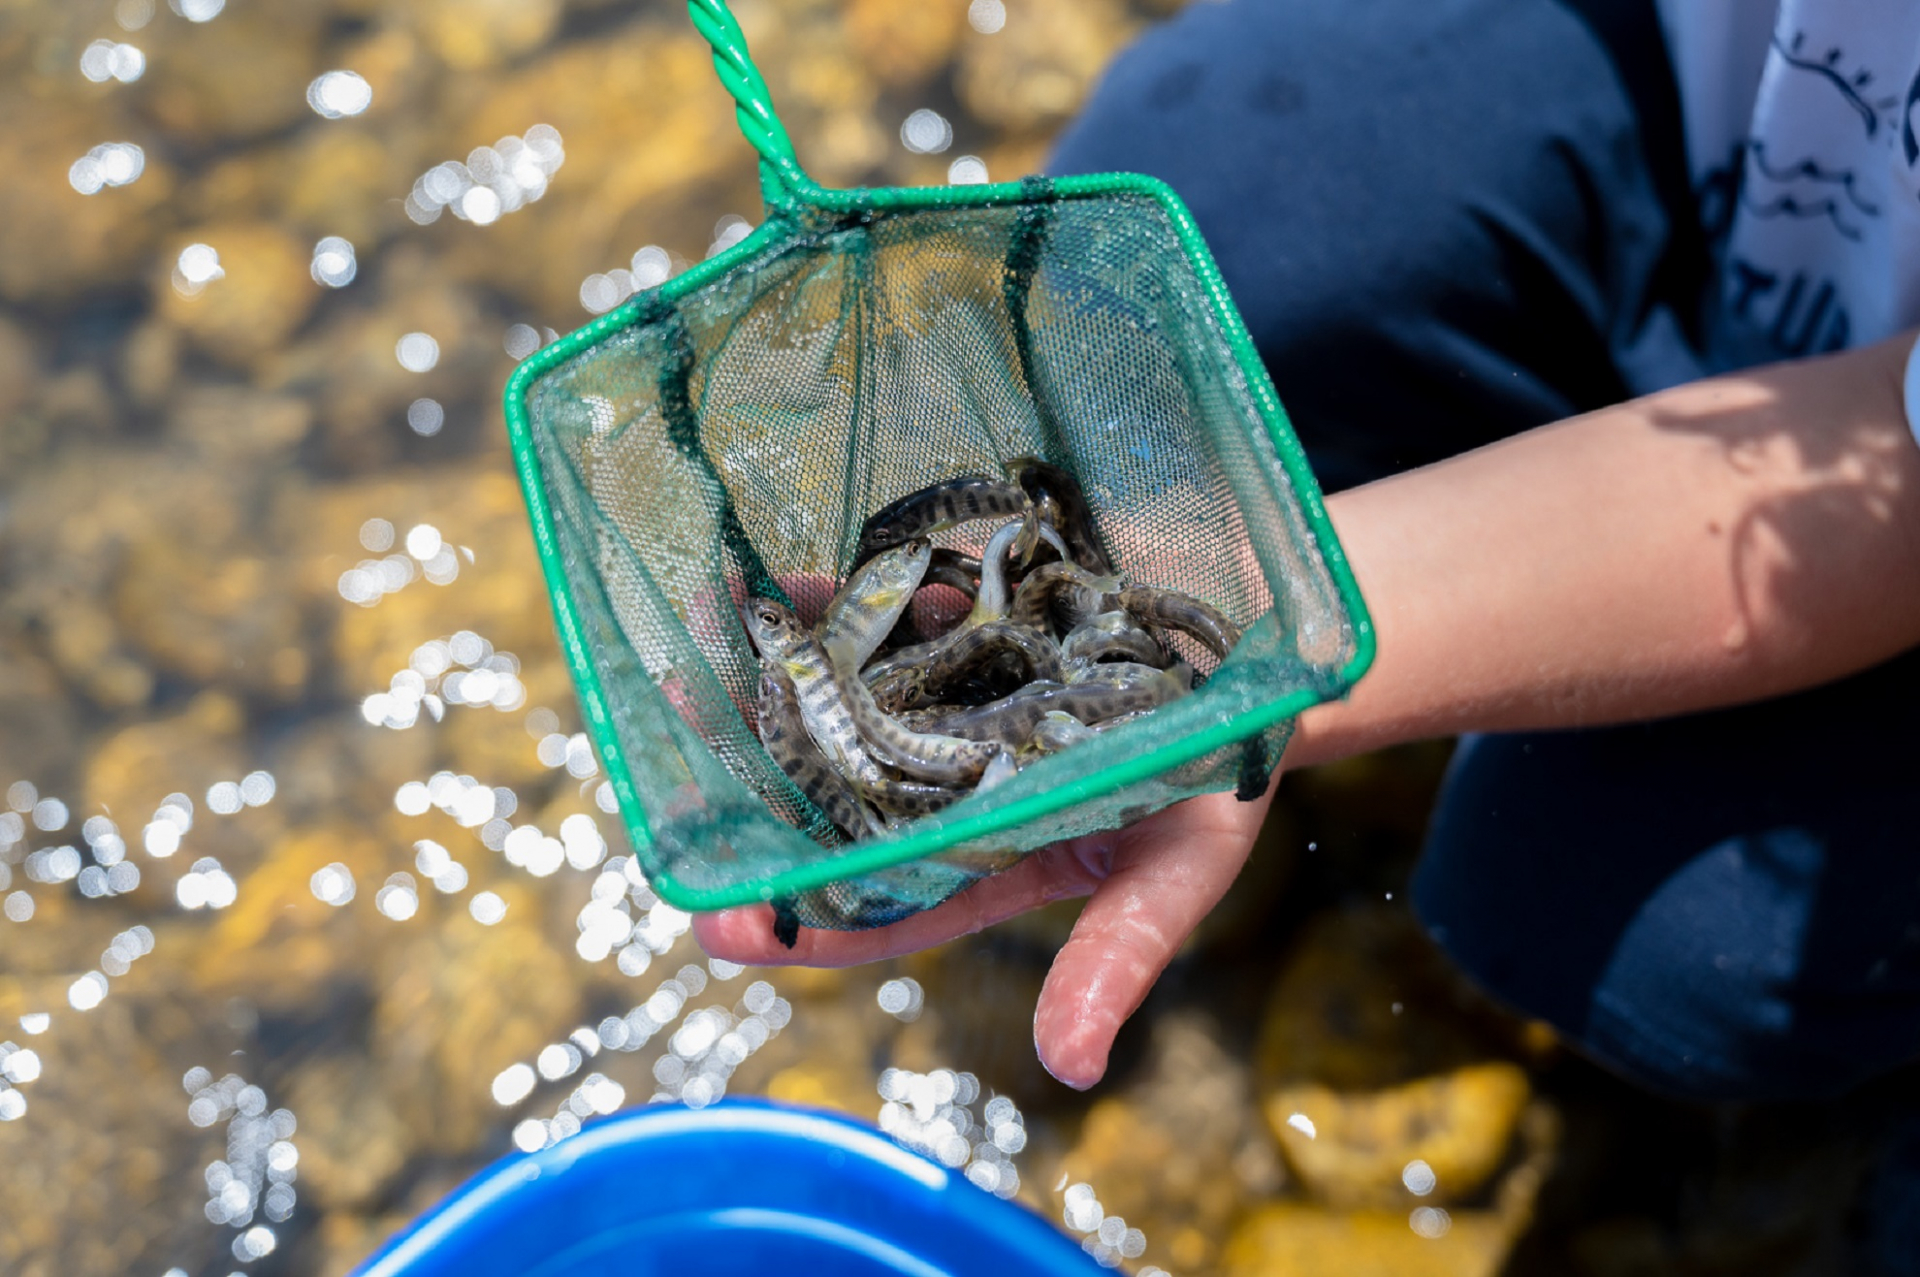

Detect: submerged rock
159,223,318,366
1264,1062,1533,1210
0,90,176,304
1222,1201,1515,1277
955,0,1139,133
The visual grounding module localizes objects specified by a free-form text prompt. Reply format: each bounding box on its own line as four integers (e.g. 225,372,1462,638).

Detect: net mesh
517,182,1364,925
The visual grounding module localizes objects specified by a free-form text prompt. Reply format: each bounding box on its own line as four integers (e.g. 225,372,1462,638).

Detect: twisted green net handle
687,0,814,211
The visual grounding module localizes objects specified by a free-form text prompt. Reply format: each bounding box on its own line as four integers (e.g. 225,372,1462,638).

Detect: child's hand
692,784,1274,1089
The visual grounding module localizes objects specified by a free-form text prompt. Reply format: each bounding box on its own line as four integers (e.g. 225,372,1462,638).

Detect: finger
691,838,1114,967
1033,790,1270,1089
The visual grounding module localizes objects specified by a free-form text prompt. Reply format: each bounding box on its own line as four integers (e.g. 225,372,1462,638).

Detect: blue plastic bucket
351,1099,1107,1277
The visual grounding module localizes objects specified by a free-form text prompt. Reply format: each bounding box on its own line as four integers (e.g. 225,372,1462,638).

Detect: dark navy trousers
1051,0,1920,1103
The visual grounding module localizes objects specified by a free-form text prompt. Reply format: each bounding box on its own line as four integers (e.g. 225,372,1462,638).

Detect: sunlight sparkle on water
1403,1157,1437,1196
948,155,989,184
901,109,953,155
307,70,372,119
80,40,145,82
968,0,1006,34
395,332,439,372
173,243,224,297
309,863,355,906
310,236,357,287
406,127,564,226
70,143,146,195
407,398,445,436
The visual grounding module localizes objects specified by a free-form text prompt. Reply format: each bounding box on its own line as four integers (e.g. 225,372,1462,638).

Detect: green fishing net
504,0,1373,927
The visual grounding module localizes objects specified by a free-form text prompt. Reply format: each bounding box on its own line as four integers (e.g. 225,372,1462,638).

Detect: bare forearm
1287,332,1920,768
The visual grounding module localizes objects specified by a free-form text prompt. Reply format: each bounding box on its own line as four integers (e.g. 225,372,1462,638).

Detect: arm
695,333,1920,1086
1293,330,1920,765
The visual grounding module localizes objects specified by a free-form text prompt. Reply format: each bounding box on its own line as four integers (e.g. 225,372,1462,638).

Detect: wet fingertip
1035,1042,1101,1092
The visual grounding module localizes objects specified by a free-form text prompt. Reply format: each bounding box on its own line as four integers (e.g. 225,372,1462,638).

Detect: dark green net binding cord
503,0,1374,930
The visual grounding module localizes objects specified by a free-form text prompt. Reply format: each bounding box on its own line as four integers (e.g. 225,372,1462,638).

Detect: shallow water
3,3,1908,1276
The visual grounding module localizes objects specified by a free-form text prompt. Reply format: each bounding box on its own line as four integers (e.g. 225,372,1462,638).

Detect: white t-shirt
1655,0,1920,371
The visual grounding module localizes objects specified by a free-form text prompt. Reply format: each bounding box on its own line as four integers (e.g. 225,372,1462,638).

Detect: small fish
924,548,982,598
917,620,1064,697
1007,560,1123,634
869,547,980,656
966,519,1069,628
1060,610,1165,669
1005,456,1114,575
910,667,1190,745
755,666,886,839
864,520,1071,693
819,537,932,669
851,475,1028,568
1118,586,1242,661
1067,660,1195,694
741,598,889,789
868,663,928,715
833,642,1009,786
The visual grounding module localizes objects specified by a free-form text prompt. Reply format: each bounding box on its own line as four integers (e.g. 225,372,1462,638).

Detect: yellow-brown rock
761,1061,878,1116
333,26,427,122
194,822,391,1003
415,0,563,70
303,466,550,692
1221,1202,1514,1277
267,708,439,823
443,708,557,792
139,6,323,142
0,95,176,304
443,31,755,315
808,109,891,185
841,0,966,89
168,384,315,462
31,368,120,439
732,999,886,1118
280,128,415,245
0,634,82,799
114,536,314,700
955,0,1138,132
83,690,250,824
258,253,493,466
160,223,318,366
120,320,181,410
0,990,218,1277
5,446,281,711
371,881,583,1150
1265,1062,1532,1209
283,1054,414,1213
1043,1012,1281,1272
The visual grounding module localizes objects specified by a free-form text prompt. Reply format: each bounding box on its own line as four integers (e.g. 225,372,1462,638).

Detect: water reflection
0,0,1796,1274
69,142,146,194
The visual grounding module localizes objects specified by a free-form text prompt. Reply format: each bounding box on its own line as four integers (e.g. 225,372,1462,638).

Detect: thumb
1031,790,1270,1088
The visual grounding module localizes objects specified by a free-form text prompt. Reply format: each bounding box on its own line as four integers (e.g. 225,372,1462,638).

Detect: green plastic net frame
503,0,1375,924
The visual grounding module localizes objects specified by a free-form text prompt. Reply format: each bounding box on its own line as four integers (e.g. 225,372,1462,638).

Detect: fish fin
976,750,1020,791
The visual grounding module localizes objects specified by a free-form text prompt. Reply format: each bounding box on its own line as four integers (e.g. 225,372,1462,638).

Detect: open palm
693,785,1275,1089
